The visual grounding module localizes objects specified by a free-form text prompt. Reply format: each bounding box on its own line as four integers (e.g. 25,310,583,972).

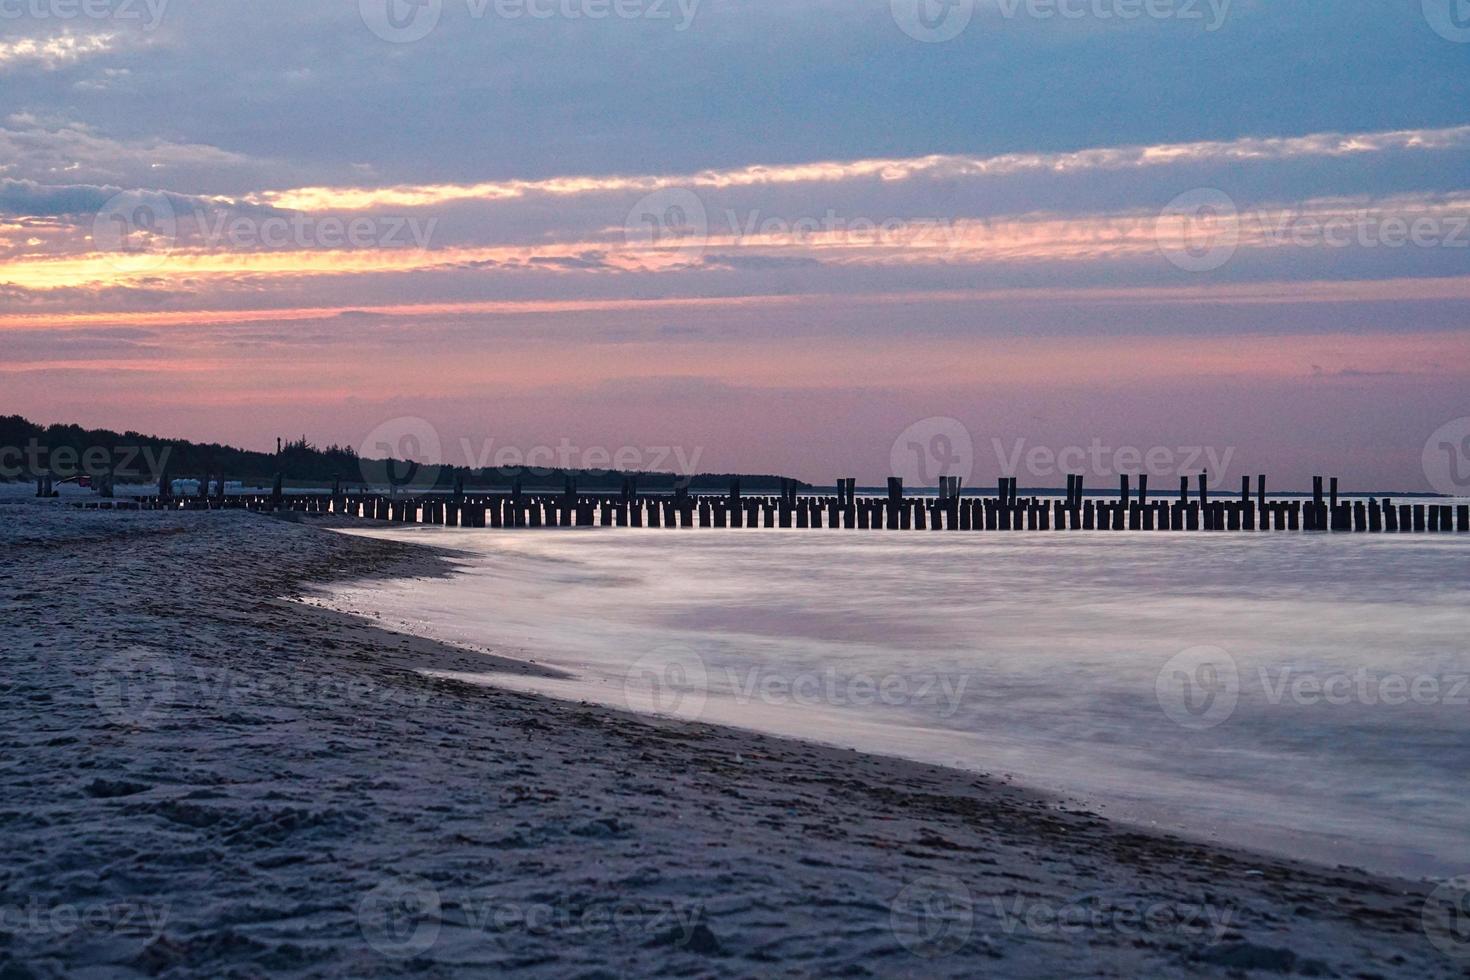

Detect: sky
2,0,1469,490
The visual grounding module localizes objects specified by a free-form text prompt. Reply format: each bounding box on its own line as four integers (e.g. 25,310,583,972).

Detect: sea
313,523,1470,879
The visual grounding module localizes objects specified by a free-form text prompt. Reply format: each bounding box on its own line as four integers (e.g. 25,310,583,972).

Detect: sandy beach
2,497,1465,978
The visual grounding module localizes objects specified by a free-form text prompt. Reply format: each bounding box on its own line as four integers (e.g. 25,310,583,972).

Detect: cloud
702,253,822,271
0,32,118,71
527,250,613,270
0,178,125,218
0,118,268,191
255,124,1470,212
1313,366,1409,379
1,325,159,361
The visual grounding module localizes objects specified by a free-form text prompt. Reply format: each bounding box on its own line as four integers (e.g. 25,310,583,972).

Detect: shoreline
3,501,1464,977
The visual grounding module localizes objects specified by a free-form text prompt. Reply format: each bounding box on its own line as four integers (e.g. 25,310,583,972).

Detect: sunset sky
3,0,1469,488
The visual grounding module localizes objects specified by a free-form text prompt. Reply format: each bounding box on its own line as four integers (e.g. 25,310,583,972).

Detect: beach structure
83,473,1470,533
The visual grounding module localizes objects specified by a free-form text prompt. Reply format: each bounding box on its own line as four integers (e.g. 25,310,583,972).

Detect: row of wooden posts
95,472,1470,533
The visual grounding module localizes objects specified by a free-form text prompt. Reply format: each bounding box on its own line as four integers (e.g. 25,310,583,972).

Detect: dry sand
2,497,1465,978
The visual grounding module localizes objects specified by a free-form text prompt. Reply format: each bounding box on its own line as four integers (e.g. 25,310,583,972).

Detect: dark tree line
0,415,808,491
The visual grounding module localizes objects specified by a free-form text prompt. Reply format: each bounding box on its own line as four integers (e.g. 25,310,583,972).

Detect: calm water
315,527,1470,879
